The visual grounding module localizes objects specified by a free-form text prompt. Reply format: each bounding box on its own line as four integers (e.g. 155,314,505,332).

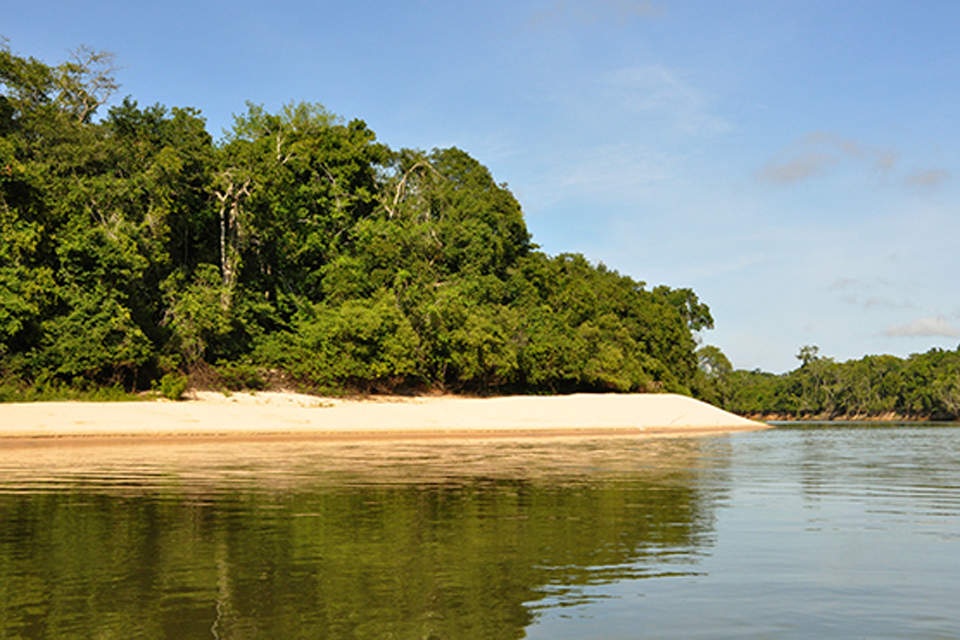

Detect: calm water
1,425,959,639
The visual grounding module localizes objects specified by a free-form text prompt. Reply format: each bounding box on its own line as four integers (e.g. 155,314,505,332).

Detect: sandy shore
0,392,768,446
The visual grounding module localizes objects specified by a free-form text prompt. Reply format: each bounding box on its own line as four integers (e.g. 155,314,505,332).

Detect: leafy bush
213,361,265,391
157,373,189,401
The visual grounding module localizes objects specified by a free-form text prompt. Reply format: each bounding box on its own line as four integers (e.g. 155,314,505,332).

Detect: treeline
696,345,960,421
1,42,713,398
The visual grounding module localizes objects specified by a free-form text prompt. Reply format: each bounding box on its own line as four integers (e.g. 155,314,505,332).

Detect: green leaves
36,285,151,380
723,347,960,420
257,291,422,390
380,147,531,278
1,40,714,397
161,265,231,364
1,41,117,125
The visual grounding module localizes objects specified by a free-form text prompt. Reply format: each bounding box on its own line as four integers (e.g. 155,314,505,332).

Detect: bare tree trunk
214,176,250,310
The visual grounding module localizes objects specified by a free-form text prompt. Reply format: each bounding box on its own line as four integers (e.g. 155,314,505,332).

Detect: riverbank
744,411,940,422
0,392,768,446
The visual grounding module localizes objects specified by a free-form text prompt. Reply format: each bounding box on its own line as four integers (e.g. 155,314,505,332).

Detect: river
1,424,958,638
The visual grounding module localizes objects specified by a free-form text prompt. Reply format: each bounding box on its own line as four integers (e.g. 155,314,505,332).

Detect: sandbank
0,392,768,447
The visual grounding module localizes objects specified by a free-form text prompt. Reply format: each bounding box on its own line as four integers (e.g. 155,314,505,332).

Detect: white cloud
883,316,960,338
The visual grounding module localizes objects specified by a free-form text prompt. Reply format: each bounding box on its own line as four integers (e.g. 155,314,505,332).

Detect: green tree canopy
2,41,714,399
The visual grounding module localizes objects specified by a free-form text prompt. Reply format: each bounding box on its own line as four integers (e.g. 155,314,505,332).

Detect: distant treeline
1,41,713,398
696,345,960,421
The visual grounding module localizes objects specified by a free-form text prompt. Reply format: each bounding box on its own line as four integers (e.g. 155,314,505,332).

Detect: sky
4,0,959,372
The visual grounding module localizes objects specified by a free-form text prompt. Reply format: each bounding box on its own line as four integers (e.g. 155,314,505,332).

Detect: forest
3,41,958,420
0,41,712,400
699,345,960,421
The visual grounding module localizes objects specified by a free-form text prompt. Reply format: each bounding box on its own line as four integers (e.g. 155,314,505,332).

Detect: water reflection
524,425,960,640
0,437,730,639
750,424,960,515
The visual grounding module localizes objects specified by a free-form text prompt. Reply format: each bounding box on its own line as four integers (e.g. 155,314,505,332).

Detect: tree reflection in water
0,436,731,639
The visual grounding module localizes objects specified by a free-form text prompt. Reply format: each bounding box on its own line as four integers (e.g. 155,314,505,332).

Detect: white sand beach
0,392,768,445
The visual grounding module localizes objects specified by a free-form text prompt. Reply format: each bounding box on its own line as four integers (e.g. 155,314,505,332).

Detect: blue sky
4,0,959,372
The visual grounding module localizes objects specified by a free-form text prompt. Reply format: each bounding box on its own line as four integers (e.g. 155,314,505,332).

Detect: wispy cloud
883,315,960,338
873,149,901,172
602,66,696,111
756,132,900,186
829,277,913,310
756,151,837,184
599,0,665,21
903,168,951,188
552,143,677,198
861,297,913,310
528,0,665,28
599,64,730,134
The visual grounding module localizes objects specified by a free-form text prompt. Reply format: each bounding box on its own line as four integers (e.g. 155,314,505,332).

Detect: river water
1,424,959,638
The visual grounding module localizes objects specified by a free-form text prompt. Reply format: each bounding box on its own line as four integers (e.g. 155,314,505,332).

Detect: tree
0,40,117,124
215,102,388,306
653,286,714,332
35,285,152,383
797,345,820,366
52,45,119,123
3,41,720,397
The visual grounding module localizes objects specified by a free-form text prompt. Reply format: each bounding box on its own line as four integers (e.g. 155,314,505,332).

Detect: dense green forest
1,42,713,399
3,42,958,419
697,345,960,421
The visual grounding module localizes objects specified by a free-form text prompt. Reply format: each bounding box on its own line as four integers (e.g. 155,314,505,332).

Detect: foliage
211,361,266,392
1,41,712,399
716,345,960,420
6,40,956,416
0,376,141,402
157,372,188,401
